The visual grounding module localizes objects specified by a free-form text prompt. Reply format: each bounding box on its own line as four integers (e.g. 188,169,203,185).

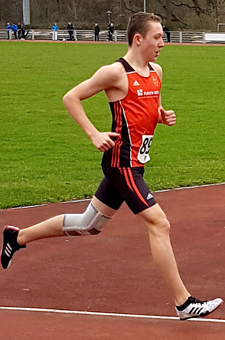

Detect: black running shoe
1,225,26,269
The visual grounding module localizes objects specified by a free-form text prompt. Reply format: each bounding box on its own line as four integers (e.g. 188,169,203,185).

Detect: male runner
1,12,223,320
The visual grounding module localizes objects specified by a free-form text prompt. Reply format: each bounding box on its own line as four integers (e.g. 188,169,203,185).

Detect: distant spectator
163,25,171,42
12,23,18,39
67,22,74,40
18,22,22,39
108,22,114,41
52,23,58,40
21,22,26,39
6,23,11,39
94,23,100,41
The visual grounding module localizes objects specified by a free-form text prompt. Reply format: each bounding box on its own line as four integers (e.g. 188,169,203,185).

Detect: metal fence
1,29,127,42
1,29,225,44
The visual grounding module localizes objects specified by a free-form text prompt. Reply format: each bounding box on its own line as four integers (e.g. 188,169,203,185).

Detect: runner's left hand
160,108,176,126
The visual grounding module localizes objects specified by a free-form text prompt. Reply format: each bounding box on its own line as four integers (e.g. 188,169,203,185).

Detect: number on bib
137,135,153,164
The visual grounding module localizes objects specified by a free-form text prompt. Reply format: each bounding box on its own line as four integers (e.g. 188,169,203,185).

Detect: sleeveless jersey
102,58,161,168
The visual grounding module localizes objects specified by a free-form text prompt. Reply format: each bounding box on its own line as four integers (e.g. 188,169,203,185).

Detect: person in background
12,23,18,39
94,23,100,41
21,22,26,39
6,23,11,39
163,25,171,42
18,22,22,39
67,22,74,41
108,22,114,41
52,23,58,41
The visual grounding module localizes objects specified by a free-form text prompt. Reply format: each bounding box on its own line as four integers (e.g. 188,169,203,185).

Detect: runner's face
141,22,164,62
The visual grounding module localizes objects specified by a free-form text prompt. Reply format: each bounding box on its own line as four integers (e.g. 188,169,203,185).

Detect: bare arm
63,64,122,151
152,63,176,126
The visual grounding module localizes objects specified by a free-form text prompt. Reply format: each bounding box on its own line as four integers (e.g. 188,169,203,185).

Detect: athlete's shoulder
150,62,162,80
102,61,125,75
96,61,126,85
150,62,162,73
99,61,125,74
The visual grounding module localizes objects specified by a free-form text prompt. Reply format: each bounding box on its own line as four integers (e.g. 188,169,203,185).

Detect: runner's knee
63,202,111,236
139,205,171,236
146,216,171,236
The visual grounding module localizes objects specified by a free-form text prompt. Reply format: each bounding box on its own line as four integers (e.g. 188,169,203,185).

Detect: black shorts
95,167,156,215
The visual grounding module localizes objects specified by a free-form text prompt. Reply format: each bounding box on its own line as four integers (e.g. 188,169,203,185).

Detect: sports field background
1,41,225,209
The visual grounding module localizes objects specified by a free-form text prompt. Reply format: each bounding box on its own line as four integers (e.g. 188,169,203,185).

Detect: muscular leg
137,203,190,306
17,196,116,246
17,214,64,245
98,167,190,306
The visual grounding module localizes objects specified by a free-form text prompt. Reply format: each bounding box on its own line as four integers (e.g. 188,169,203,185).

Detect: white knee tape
63,202,111,236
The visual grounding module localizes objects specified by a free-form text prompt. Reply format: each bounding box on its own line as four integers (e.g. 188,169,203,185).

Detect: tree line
1,0,224,31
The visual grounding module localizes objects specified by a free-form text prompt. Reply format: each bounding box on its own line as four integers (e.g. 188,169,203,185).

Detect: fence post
114,30,117,42
74,30,77,41
31,29,34,40
179,31,182,43
202,32,205,44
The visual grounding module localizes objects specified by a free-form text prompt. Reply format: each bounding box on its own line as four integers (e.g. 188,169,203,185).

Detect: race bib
137,135,153,164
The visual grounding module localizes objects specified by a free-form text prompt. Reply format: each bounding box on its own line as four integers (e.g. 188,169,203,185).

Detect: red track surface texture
0,184,225,339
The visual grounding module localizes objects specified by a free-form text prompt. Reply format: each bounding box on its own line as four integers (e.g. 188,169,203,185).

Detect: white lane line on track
0,306,224,323
154,182,225,193
3,182,225,211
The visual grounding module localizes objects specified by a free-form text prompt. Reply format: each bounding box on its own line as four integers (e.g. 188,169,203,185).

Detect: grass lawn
0,41,225,208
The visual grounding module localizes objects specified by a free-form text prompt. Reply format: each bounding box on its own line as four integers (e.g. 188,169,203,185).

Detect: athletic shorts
95,167,156,215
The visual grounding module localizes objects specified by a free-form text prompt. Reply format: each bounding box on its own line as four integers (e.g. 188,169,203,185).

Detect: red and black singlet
102,57,161,168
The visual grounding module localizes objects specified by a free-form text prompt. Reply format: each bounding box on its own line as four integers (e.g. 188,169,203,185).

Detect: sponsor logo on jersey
152,75,159,87
136,90,160,98
137,89,143,96
143,90,159,96
144,91,154,96
133,80,140,86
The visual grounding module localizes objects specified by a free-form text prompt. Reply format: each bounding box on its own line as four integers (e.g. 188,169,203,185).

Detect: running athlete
1,12,223,320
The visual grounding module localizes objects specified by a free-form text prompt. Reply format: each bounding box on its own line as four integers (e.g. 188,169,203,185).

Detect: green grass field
1,41,225,209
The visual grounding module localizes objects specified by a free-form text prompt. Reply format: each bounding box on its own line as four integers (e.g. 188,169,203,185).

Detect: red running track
0,184,224,339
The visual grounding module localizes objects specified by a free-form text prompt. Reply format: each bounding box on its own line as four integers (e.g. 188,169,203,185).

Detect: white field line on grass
0,306,224,324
